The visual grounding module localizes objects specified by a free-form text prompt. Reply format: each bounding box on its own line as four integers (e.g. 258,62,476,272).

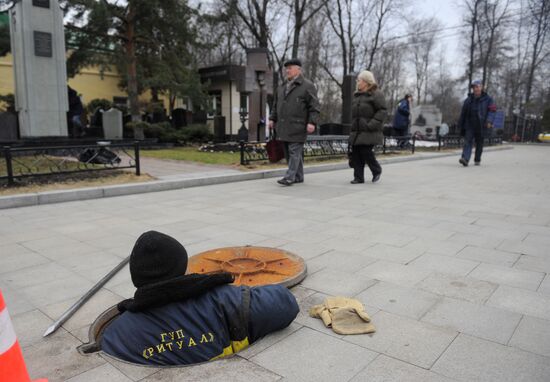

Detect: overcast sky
412,0,466,78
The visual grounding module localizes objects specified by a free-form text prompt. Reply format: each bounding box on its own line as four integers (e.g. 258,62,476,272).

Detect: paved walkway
1,145,550,381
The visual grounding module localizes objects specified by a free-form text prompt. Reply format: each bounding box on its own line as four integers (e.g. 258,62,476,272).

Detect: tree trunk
126,5,140,123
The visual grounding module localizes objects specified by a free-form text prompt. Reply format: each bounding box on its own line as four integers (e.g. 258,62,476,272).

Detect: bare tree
221,0,275,49
524,0,550,108
464,0,483,89
281,0,327,58
408,17,439,103
476,0,510,88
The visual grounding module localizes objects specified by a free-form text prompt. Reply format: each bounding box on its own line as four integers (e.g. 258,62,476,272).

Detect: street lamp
238,106,249,142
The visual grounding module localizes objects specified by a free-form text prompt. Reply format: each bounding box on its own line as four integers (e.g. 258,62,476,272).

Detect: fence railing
437,135,503,150
239,134,503,165
239,136,416,165
1,142,140,186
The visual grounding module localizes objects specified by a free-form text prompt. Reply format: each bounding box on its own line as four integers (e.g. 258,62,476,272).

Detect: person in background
458,80,497,166
392,94,413,148
349,70,387,184
269,58,320,186
101,231,299,366
67,86,84,138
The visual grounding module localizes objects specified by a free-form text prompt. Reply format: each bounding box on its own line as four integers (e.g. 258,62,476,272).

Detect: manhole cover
188,246,307,288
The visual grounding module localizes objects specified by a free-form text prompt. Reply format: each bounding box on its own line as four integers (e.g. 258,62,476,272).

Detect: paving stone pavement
1,145,550,382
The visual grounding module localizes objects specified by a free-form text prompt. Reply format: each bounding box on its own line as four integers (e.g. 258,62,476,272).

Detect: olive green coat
349,89,387,146
269,75,320,143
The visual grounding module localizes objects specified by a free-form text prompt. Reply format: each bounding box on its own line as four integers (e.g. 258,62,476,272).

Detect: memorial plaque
34,31,52,57
33,0,50,8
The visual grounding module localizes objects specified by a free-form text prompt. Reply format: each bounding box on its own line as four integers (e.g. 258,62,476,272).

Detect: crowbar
43,256,130,337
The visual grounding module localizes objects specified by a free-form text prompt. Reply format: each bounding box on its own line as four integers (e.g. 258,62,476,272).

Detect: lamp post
238,107,249,142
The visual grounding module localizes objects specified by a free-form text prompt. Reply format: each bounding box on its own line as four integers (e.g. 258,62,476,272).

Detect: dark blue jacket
101,284,298,366
458,92,497,137
392,98,410,130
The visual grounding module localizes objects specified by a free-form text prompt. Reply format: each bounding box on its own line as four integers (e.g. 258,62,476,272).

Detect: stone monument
102,108,123,140
9,0,69,137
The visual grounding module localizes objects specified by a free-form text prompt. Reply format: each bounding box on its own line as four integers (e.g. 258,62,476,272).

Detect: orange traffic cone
0,289,47,382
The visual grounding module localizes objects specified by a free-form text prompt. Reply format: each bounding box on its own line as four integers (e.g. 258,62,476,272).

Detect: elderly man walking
458,80,497,166
269,59,320,186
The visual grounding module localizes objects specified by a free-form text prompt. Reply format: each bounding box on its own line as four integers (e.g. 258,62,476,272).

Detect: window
207,91,222,119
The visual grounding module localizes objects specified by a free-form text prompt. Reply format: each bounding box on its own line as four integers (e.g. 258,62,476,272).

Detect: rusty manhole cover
188,246,307,288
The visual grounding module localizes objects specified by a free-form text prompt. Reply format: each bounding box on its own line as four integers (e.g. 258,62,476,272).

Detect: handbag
266,129,285,163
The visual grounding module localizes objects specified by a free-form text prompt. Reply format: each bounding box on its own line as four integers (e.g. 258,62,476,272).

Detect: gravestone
102,108,123,139
410,104,442,139
9,0,69,137
0,112,18,141
172,108,186,128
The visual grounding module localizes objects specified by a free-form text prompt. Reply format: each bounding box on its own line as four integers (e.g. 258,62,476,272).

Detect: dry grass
0,171,154,196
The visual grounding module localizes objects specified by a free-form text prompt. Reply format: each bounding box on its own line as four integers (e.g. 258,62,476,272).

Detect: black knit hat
129,231,188,288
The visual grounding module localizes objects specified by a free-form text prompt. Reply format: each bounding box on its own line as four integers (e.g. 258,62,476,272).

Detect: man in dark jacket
392,94,412,148
458,80,497,166
101,231,299,366
269,58,320,186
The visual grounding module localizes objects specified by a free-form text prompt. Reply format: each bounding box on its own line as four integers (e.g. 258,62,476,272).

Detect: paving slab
355,281,441,320
468,262,545,291
64,363,133,382
344,310,457,368
415,273,498,304
250,327,378,381
538,274,550,296
486,285,550,320
350,354,455,382
300,268,377,296
432,334,550,382
409,253,479,276
355,260,433,287
456,245,520,267
23,331,106,382
508,316,550,358
421,297,522,344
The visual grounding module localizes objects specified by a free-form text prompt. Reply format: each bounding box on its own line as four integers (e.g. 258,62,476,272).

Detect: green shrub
0,93,15,112
182,124,213,142
87,98,112,113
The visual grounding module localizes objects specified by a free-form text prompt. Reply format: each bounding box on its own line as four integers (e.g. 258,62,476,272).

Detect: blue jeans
462,129,484,163
283,142,304,182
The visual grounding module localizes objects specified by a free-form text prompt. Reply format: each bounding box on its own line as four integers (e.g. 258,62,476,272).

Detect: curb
0,145,513,210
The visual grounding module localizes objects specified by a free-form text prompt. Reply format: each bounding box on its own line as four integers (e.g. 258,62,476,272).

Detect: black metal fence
239,136,416,165
239,134,504,165
436,135,503,150
1,142,140,186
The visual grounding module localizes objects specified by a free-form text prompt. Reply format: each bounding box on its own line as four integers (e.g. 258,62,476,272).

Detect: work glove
309,296,375,335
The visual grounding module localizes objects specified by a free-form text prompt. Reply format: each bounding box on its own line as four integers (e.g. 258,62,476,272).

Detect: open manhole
78,246,306,359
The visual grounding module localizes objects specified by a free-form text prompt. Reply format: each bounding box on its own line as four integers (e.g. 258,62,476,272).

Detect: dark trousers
393,127,408,147
283,142,304,182
461,129,484,163
351,145,381,181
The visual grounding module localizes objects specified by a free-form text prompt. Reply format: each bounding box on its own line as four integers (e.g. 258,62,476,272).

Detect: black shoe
350,179,364,184
474,161,480,166
372,173,381,183
459,158,468,167
277,178,293,186
294,179,304,183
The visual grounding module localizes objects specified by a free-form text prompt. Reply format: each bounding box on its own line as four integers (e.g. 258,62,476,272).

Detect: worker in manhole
101,231,299,365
